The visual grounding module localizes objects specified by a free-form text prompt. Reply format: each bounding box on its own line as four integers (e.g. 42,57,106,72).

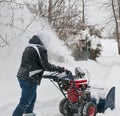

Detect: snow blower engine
43,67,115,116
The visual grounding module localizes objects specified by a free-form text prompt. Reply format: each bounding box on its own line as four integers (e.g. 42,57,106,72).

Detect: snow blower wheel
59,98,74,116
83,102,97,116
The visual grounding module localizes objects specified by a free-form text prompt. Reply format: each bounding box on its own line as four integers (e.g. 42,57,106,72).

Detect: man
12,35,66,116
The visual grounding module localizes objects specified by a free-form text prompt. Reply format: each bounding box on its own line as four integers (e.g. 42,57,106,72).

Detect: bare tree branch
0,0,26,5
0,35,9,47
23,14,37,32
0,0,12,3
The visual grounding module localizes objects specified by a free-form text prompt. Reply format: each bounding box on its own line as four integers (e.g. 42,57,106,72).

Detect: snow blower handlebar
43,67,87,82
43,71,74,82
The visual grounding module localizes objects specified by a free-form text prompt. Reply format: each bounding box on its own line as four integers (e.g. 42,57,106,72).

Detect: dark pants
12,79,37,116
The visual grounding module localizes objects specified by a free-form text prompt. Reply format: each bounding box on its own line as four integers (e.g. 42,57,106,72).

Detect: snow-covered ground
0,37,120,116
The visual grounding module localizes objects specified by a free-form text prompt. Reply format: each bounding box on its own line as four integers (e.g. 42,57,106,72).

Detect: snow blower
43,67,115,116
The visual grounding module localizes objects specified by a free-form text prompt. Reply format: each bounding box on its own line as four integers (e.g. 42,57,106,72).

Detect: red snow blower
43,67,115,116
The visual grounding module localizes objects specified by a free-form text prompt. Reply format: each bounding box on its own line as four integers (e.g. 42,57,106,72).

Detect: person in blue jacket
12,35,66,116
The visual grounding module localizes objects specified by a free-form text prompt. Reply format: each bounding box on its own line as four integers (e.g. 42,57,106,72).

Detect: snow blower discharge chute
43,67,115,116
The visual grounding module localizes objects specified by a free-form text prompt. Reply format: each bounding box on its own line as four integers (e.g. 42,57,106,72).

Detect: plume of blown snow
38,30,75,64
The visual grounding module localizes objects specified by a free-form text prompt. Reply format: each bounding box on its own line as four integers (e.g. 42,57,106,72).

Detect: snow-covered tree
89,35,102,60
67,25,102,60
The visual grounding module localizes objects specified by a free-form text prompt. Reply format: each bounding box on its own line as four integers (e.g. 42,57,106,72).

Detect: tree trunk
118,0,120,20
48,0,52,23
82,0,85,23
112,0,120,54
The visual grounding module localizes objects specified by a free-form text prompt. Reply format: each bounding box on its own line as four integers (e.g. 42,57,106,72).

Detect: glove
53,77,59,82
57,66,65,73
65,69,71,74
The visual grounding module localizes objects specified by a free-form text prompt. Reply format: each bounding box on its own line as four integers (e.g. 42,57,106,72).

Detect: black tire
78,102,87,116
59,98,74,116
83,102,97,116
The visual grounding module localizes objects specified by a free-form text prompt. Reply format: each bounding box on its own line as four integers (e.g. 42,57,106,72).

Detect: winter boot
23,113,36,116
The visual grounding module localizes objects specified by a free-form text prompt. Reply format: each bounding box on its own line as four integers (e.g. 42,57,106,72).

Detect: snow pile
100,39,118,56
